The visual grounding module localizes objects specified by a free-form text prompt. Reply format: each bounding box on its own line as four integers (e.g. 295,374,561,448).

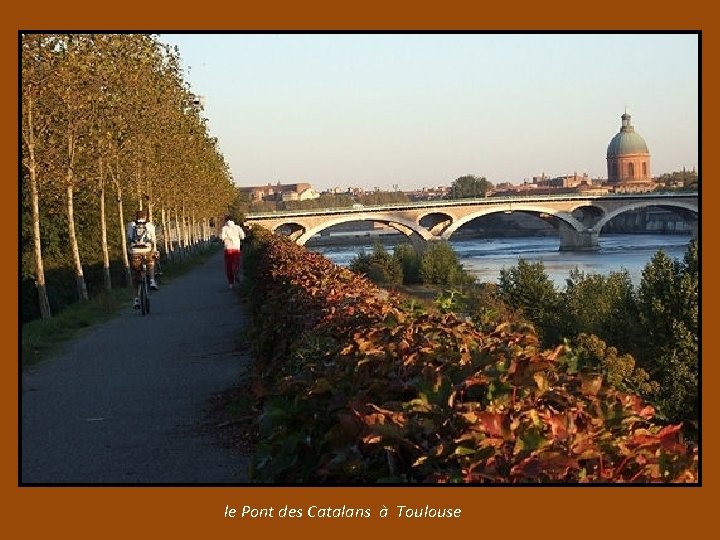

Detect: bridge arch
567,203,606,229
592,200,699,233
272,222,305,239
295,213,434,249
440,204,587,240
418,211,455,236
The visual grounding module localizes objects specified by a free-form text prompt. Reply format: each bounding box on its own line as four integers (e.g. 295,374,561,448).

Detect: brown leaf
580,373,603,395
477,411,505,437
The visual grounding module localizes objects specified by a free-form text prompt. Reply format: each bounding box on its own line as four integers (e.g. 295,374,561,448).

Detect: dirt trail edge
21,249,252,484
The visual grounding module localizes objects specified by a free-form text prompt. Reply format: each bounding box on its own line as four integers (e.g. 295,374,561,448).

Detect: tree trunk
173,205,183,258
181,205,189,249
137,161,143,211
115,184,132,289
161,206,170,256
25,106,52,318
99,157,111,292
30,172,52,318
177,205,186,253
146,170,153,224
66,182,89,301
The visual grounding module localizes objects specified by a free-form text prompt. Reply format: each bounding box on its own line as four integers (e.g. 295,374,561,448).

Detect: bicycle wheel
140,277,149,316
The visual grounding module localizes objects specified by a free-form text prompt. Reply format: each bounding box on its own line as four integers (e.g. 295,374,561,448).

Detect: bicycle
138,255,151,316
130,244,153,316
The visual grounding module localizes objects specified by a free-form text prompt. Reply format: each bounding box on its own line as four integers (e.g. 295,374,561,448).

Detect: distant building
606,112,656,192
281,187,320,202
407,186,450,200
239,182,314,202
575,181,610,195
547,172,589,189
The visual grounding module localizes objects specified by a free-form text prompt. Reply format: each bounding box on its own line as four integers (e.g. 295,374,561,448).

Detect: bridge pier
391,223,429,253
288,230,304,242
558,224,599,251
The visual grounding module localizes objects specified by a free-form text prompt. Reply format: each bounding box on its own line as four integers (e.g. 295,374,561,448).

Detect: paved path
21,249,251,484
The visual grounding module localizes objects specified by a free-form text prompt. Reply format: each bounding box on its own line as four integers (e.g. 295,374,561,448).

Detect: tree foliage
358,191,410,206
447,175,493,199
563,333,658,398
560,268,639,351
498,259,563,346
492,242,698,430
21,33,237,321
350,242,403,287
420,241,467,287
392,243,422,284
635,240,699,425
347,239,698,433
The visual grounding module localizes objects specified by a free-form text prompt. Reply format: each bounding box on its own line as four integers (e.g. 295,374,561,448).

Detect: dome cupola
606,112,651,186
607,113,649,157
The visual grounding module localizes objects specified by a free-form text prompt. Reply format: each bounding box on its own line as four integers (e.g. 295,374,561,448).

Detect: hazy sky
159,32,699,192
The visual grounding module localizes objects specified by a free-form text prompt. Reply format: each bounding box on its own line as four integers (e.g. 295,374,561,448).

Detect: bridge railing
244,191,698,220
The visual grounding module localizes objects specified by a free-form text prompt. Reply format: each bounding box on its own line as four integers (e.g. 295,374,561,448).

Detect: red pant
224,249,241,284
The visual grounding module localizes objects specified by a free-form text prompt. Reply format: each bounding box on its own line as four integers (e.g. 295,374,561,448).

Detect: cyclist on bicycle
127,210,159,309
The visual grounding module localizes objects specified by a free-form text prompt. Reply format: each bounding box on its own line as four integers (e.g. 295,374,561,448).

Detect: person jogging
221,215,245,289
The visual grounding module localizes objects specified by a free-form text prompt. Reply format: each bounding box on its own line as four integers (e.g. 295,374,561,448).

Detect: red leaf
477,411,505,437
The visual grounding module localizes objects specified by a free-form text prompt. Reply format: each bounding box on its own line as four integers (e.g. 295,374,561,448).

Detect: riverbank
310,233,694,288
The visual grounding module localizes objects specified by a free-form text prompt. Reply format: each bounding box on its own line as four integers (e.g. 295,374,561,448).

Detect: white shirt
127,220,157,252
221,220,245,251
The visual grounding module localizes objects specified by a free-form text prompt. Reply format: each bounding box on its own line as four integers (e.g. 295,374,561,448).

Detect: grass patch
22,243,222,368
22,287,131,367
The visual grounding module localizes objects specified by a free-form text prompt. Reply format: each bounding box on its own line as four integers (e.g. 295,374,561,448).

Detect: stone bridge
244,192,699,251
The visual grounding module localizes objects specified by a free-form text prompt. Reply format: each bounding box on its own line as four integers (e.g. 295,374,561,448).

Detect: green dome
607,113,649,157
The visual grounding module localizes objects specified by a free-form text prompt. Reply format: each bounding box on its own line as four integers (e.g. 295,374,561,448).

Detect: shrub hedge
241,228,698,483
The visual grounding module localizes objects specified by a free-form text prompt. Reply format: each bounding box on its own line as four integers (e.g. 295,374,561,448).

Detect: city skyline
159,32,699,192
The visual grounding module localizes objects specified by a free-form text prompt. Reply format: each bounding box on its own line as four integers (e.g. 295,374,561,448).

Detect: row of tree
22,34,237,320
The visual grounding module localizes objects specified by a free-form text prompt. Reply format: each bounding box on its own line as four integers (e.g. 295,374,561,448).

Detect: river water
307,233,694,288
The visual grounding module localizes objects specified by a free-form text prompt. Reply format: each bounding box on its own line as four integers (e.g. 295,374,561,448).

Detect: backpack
130,223,153,254
132,222,150,245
